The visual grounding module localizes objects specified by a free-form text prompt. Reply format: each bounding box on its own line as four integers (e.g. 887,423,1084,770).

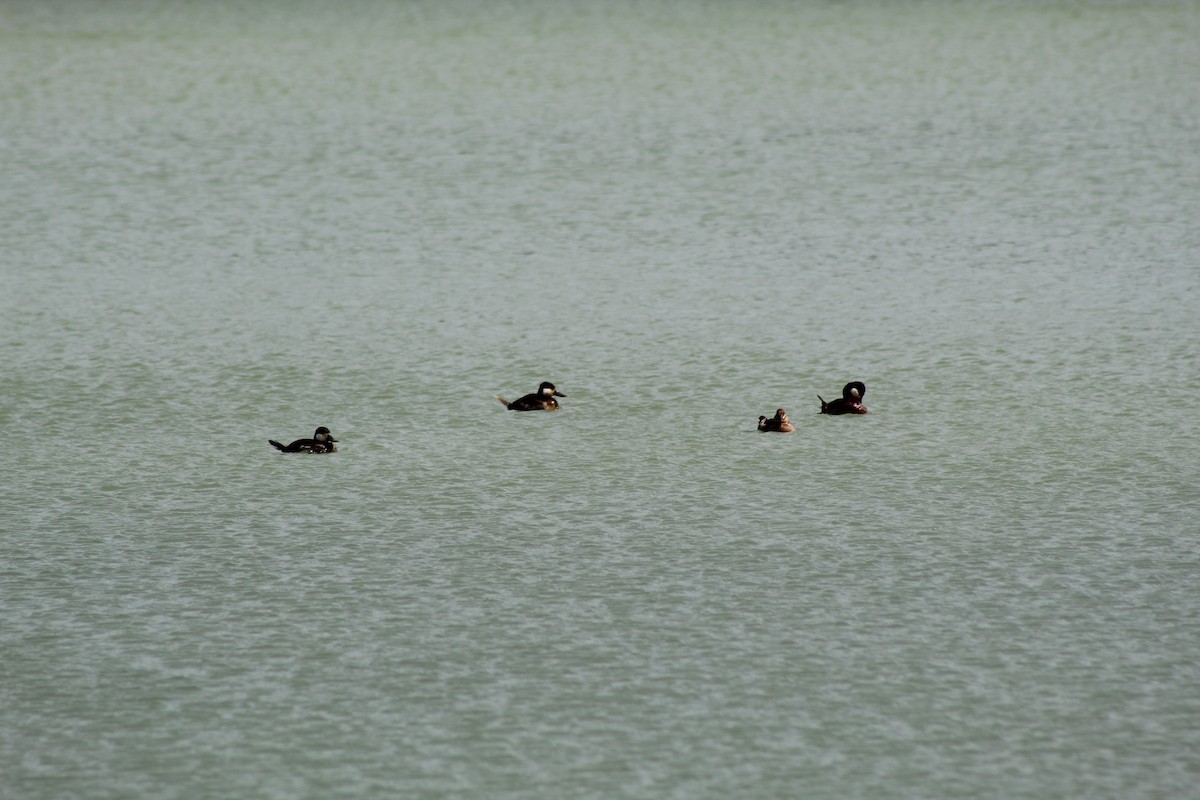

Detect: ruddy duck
758,408,795,432
269,426,338,453
496,381,566,411
818,381,868,415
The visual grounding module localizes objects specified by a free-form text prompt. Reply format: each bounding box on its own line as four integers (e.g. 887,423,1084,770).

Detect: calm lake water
3,1,1199,797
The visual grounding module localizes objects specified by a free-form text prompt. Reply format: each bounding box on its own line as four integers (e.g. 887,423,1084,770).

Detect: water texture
3,1,1199,798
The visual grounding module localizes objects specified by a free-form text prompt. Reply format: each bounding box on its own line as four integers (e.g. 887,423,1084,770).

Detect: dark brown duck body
496,381,566,411
758,408,795,432
818,382,868,415
269,426,338,453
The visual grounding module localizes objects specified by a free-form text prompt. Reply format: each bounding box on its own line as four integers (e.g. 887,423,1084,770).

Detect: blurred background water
3,1,1198,797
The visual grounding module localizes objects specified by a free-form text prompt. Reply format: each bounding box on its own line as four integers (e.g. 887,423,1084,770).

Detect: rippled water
3,1,1199,797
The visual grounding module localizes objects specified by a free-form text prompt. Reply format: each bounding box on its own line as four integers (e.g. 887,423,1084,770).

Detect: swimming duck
496,381,566,411
269,426,338,453
758,408,795,432
818,381,868,415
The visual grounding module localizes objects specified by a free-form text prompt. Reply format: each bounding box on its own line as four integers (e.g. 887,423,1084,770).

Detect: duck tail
269,440,286,451
495,395,511,408
817,395,827,413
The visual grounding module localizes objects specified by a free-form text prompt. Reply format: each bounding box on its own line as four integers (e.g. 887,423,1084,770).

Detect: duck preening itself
758,408,795,432
496,381,566,411
818,381,868,415
269,426,338,453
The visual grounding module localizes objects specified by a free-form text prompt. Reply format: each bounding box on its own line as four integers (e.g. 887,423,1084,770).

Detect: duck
496,381,566,411
269,426,338,453
758,408,795,432
818,381,868,415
